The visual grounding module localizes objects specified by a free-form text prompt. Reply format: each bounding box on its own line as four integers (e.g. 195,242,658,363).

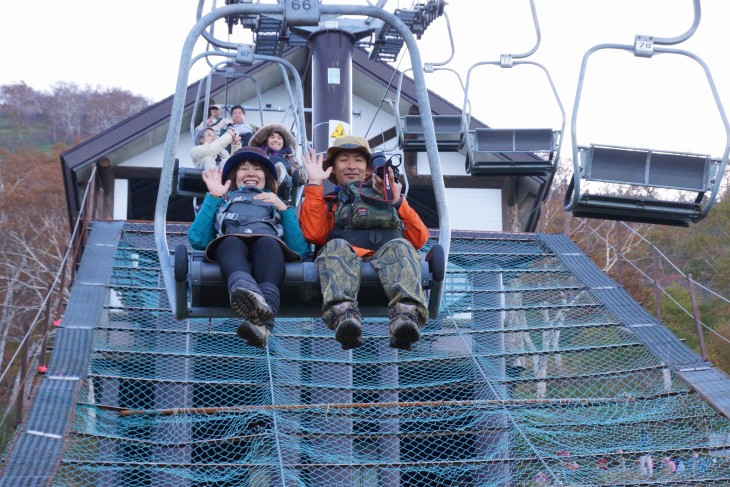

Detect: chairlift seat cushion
475,128,556,153
572,194,702,227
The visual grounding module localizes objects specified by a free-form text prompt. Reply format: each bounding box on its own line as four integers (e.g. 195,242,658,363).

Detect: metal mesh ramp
4,222,730,486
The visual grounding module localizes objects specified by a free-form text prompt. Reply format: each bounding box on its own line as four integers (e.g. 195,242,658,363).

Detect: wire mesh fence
48,223,730,486
566,217,730,374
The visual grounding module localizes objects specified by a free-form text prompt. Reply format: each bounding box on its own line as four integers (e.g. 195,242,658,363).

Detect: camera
370,152,399,182
223,124,239,137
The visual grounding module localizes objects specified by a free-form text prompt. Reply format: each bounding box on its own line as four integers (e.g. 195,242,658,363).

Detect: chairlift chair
393,68,466,153
565,23,730,226
393,11,467,154
156,3,452,323
398,113,465,152
462,0,565,177
171,162,447,319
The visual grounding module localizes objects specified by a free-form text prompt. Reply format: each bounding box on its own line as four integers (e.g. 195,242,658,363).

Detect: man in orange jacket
299,136,429,350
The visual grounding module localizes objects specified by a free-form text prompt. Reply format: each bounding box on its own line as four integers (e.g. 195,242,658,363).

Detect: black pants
213,236,285,287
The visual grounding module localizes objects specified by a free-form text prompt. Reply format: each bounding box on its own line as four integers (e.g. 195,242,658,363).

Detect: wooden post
615,224,624,287
15,337,29,426
687,274,708,360
651,246,663,321
38,284,55,372
563,212,570,236
54,258,68,318
96,158,115,220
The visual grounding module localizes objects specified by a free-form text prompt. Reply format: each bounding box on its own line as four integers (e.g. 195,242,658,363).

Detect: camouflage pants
316,238,428,329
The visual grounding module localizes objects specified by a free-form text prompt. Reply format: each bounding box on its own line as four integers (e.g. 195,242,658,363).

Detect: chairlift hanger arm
651,0,701,45
496,0,542,63
461,60,565,136
423,10,456,69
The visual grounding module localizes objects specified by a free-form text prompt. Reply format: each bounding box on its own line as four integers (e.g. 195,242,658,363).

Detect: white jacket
190,132,242,169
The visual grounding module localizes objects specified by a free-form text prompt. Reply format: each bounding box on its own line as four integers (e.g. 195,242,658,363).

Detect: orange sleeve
397,196,430,250
298,184,334,246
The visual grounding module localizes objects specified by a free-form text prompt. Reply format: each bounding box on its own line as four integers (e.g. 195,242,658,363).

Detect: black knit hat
221,147,277,183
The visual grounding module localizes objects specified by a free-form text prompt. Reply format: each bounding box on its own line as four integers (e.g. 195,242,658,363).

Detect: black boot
228,271,273,326
236,282,280,348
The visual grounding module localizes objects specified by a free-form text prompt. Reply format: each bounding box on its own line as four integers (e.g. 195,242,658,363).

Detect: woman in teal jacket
188,146,309,347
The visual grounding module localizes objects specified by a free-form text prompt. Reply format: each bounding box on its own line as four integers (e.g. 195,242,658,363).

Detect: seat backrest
174,162,301,204
474,128,556,153
400,115,464,150
582,145,710,192
403,115,463,136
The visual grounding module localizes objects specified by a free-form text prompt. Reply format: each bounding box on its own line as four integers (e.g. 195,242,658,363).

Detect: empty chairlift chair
461,0,565,177
565,144,716,226
398,114,465,152
565,20,730,227
393,68,466,152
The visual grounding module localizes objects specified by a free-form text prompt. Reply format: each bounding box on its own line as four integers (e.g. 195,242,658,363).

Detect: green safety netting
51,223,730,486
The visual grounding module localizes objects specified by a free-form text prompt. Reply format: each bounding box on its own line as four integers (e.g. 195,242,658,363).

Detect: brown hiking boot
230,287,274,326
236,319,272,348
329,301,363,350
389,302,421,350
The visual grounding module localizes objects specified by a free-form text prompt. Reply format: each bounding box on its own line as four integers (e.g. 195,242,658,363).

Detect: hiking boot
236,320,272,348
330,301,363,350
228,272,274,326
389,302,421,350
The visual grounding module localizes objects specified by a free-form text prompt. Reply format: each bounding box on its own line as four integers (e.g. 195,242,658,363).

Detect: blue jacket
188,191,310,260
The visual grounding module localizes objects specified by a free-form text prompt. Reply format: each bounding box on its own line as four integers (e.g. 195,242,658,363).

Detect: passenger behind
195,103,232,134
188,147,309,347
250,123,302,203
191,126,242,171
299,135,429,351
230,104,256,146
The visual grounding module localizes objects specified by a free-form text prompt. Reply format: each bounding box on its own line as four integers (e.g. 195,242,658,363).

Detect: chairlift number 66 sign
288,0,313,10
286,0,319,25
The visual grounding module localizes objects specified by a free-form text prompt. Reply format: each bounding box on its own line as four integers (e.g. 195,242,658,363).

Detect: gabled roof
59,46,471,225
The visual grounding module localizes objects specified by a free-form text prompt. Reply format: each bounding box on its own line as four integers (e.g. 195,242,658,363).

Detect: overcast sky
4,0,730,158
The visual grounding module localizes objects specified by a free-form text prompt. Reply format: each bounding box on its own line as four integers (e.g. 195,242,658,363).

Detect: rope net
53,222,730,486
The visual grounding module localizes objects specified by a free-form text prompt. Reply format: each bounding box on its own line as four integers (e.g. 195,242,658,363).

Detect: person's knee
216,236,248,256
253,235,280,250
380,238,418,258
318,238,356,258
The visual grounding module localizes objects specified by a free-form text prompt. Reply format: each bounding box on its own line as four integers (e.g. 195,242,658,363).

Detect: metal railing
0,165,98,456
